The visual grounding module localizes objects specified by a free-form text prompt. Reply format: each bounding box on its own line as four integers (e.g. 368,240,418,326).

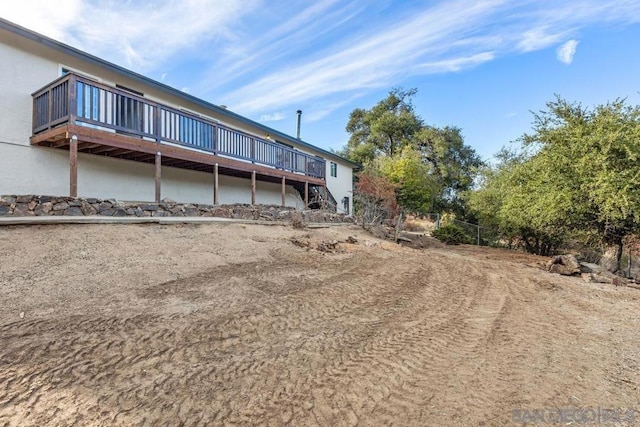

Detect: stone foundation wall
0,195,351,223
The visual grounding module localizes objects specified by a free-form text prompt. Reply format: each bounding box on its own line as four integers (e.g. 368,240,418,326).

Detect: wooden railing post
68,74,77,125
47,88,53,130
212,124,218,155
251,137,256,164
31,94,37,134
154,105,162,143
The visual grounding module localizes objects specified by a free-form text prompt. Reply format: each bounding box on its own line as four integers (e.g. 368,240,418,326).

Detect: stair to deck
304,185,337,212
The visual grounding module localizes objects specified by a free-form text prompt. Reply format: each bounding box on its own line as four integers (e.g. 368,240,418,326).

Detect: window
342,197,350,215
330,162,337,178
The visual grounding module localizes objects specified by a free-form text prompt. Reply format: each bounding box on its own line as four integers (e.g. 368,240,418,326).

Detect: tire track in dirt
2,228,639,426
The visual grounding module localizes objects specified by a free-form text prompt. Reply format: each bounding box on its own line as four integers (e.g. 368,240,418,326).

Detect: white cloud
226,0,505,113
418,52,495,73
0,0,260,72
259,112,287,122
517,26,567,52
218,0,640,118
4,0,640,124
557,39,579,64
0,0,82,40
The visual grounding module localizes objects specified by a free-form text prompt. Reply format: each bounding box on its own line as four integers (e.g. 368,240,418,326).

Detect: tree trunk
599,239,623,273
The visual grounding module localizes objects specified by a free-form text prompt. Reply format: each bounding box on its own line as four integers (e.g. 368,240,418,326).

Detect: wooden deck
30,73,328,206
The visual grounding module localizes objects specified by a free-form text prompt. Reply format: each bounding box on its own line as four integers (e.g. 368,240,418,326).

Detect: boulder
37,195,54,203
52,201,69,211
34,202,52,216
547,254,581,276
81,201,97,216
16,195,32,203
581,271,628,286
64,207,83,216
112,208,128,217
579,262,602,273
97,202,112,212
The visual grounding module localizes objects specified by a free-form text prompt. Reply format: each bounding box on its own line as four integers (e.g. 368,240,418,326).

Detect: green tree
378,148,439,215
416,126,483,215
470,96,640,269
341,87,482,219
522,97,640,270
343,87,423,163
468,148,564,255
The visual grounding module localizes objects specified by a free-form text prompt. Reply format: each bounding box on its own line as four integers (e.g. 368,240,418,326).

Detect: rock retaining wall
0,195,351,223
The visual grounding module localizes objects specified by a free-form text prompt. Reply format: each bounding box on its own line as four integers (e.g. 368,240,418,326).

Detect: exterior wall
325,160,354,215
0,143,302,206
0,25,351,211
0,39,59,145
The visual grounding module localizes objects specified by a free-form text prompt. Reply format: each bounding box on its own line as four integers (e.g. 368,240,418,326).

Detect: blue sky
2,0,640,161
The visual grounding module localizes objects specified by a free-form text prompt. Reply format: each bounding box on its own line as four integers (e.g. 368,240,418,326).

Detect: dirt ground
0,222,639,426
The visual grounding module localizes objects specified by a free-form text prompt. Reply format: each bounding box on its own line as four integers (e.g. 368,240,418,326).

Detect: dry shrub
354,171,398,228
403,219,425,232
290,211,305,229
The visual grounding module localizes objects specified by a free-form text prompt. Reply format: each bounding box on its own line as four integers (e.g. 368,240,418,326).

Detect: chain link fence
402,214,503,247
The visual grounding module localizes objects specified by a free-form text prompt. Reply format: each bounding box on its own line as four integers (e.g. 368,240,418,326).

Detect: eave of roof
0,17,360,169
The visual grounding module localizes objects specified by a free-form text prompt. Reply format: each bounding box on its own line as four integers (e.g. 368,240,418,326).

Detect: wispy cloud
259,112,287,122
0,0,82,41
225,0,506,114
516,27,567,52
0,0,260,72
3,0,640,125
418,52,496,73
219,0,640,118
557,39,579,64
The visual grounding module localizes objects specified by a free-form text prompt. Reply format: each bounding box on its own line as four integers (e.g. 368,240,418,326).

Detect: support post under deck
155,152,162,203
69,135,78,197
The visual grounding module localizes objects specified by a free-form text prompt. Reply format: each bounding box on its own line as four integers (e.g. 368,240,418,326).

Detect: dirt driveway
0,223,638,426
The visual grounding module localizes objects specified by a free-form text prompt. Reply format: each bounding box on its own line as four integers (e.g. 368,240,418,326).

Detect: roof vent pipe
296,110,302,139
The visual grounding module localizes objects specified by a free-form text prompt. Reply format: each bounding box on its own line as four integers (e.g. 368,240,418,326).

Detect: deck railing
32,73,326,179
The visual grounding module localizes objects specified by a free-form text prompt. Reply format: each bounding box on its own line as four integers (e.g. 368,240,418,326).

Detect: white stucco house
0,18,357,214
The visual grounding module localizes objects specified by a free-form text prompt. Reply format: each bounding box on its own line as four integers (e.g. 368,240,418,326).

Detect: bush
290,211,305,229
403,219,425,232
432,224,473,245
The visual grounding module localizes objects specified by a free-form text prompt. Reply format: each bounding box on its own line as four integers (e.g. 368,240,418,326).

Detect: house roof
0,17,360,169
